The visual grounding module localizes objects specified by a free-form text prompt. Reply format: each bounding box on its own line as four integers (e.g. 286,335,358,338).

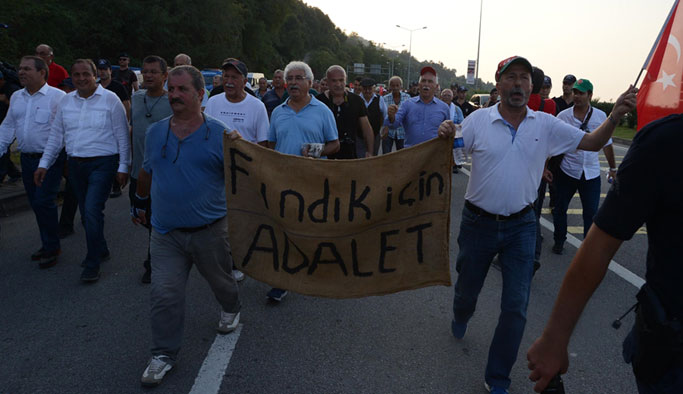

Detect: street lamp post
475,0,483,89
382,43,406,79
396,25,427,85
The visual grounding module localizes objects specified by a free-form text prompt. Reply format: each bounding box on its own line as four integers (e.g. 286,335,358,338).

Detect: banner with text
223,136,453,298
467,60,476,85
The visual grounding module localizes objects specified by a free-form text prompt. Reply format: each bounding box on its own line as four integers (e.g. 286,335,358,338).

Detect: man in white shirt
437,56,637,394
34,59,130,282
0,56,65,267
551,78,617,254
205,59,269,147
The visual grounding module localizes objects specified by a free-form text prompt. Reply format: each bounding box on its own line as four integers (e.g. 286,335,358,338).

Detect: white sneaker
141,355,173,387
233,269,245,282
217,311,240,334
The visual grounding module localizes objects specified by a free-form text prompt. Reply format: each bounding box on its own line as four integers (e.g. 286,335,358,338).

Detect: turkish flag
637,0,683,130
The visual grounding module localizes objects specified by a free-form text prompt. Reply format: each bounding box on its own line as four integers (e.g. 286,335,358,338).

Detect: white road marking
189,325,242,394
458,167,645,289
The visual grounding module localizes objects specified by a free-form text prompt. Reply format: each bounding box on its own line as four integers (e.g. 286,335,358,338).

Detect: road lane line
189,325,242,394
458,167,645,289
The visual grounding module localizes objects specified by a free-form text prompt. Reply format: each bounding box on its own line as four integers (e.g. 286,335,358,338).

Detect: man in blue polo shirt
265,60,339,302
384,66,450,148
132,65,241,387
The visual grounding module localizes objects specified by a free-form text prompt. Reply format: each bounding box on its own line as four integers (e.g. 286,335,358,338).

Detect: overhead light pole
396,25,427,85
475,0,483,89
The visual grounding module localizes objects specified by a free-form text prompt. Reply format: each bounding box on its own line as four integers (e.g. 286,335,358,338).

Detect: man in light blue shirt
384,66,450,147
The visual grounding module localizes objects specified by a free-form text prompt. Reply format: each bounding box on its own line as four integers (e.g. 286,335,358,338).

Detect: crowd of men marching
3,44,681,394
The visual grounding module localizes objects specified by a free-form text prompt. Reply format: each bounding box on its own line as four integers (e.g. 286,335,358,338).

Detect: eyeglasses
285,75,309,82
162,114,211,163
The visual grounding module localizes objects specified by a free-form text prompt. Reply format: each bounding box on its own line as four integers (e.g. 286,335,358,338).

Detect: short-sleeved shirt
557,106,610,180
268,95,338,156
316,92,367,159
552,96,573,114
262,89,285,117
384,96,451,147
112,68,137,97
104,80,129,103
204,93,269,143
462,103,585,215
594,114,683,315
142,115,228,233
130,90,172,179
455,100,475,118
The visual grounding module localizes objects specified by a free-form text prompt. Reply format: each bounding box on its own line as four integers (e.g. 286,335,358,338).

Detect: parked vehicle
247,72,265,88
469,93,490,108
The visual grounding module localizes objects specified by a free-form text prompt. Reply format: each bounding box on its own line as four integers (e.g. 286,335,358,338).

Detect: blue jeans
382,136,404,154
21,151,66,252
67,155,118,268
552,170,600,244
453,205,536,390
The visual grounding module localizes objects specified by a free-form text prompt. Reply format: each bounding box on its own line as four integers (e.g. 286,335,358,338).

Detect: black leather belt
21,152,43,158
69,154,119,162
465,200,533,221
176,216,225,233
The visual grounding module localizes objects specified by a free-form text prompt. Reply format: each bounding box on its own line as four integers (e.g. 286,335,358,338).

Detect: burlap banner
223,135,453,298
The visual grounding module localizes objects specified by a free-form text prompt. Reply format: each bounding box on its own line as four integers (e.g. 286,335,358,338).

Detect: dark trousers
0,146,21,181
381,136,404,154
20,151,66,252
68,155,118,268
552,170,601,244
129,177,152,270
533,180,547,262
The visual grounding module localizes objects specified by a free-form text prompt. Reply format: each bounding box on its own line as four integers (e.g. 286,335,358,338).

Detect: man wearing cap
205,59,269,147
455,86,475,118
0,55,66,266
528,67,556,115
358,77,386,156
97,59,130,120
385,66,450,148
113,52,139,97
553,74,576,114
551,78,617,255
540,76,552,100
437,56,637,394
35,44,69,88
316,65,373,159
262,69,286,118
129,55,172,284
380,76,410,153
34,59,131,282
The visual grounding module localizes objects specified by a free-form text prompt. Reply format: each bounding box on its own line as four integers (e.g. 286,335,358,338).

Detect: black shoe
101,250,111,262
141,267,151,284
38,249,61,269
7,174,21,184
31,248,46,261
452,166,459,174
58,226,74,239
533,260,541,275
80,266,100,282
551,243,564,255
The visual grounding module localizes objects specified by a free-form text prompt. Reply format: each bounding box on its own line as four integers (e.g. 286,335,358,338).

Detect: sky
302,0,675,101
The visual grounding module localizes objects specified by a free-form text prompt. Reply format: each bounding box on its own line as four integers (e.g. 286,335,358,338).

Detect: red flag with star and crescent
637,0,683,130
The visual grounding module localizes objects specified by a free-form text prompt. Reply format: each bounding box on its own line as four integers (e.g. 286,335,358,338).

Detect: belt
176,216,225,233
21,152,43,158
69,154,119,163
465,200,533,221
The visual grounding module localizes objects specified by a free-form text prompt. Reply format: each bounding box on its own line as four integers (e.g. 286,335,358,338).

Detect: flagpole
635,0,679,86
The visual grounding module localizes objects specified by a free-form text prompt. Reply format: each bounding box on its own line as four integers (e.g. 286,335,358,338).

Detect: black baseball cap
543,75,552,87
360,78,376,87
563,74,577,84
221,58,248,77
96,59,111,69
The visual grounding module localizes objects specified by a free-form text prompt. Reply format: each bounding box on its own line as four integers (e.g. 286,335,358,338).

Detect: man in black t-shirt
112,52,138,97
527,114,683,393
316,65,374,159
455,86,475,117
552,74,576,114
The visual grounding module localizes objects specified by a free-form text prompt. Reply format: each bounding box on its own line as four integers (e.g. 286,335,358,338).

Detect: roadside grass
614,126,636,140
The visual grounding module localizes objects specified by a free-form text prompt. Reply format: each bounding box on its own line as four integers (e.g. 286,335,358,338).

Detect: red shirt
48,62,69,88
528,93,556,115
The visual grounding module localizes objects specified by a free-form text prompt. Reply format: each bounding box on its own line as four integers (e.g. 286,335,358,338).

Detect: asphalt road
0,143,644,393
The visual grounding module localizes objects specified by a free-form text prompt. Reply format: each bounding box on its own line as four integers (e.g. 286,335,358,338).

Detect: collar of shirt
20,82,49,98
487,104,537,142
75,84,105,101
361,93,377,106
282,94,318,112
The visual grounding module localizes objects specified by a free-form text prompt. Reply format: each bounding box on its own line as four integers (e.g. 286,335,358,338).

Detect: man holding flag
528,1,683,392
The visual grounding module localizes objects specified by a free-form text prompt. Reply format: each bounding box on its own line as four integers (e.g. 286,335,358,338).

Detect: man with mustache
34,59,131,282
385,66,450,148
133,65,242,386
438,56,637,394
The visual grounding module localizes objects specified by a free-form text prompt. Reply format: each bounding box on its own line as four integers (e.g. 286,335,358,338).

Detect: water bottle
453,124,464,148
541,374,565,394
